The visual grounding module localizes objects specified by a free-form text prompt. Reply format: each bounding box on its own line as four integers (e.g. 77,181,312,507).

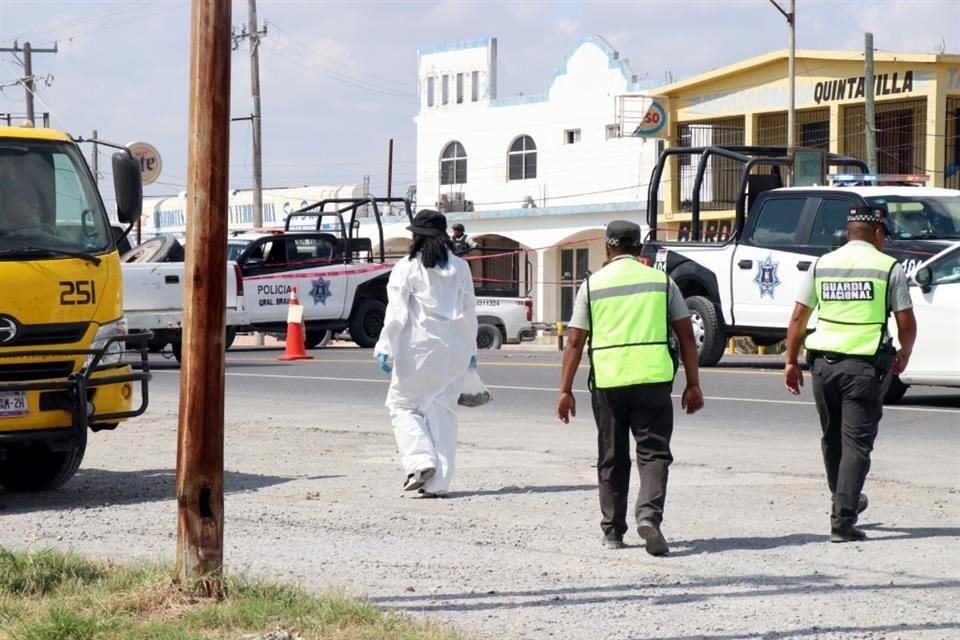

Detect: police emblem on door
309,277,332,305
753,254,782,299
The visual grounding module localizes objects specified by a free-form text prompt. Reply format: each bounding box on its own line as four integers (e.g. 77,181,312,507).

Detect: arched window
508,135,537,180
440,141,467,185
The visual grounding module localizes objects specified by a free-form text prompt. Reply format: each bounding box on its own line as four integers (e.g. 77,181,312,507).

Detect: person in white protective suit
374,209,478,497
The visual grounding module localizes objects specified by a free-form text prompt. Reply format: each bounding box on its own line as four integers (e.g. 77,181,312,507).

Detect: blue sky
0,0,956,199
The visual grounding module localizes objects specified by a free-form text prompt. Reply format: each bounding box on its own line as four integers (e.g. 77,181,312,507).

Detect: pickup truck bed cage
646,145,869,242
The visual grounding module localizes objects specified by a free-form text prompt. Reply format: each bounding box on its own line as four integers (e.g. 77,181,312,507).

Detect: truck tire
477,323,503,350
685,295,725,367
884,375,909,404
120,235,185,263
224,328,237,350
349,298,386,348
305,329,332,349
0,430,87,491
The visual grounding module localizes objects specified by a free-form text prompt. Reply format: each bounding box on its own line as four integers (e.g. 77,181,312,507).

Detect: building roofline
417,38,493,57
489,34,658,108
650,48,960,95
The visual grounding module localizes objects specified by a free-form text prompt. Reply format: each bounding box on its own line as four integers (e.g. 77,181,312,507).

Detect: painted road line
153,370,960,414
221,356,785,376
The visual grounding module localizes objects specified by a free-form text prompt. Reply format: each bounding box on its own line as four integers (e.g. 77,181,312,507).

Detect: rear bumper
0,333,152,448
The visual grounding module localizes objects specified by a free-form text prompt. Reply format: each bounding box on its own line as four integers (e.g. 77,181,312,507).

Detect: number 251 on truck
0,124,150,491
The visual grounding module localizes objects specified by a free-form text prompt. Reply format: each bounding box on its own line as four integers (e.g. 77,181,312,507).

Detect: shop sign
813,70,914,105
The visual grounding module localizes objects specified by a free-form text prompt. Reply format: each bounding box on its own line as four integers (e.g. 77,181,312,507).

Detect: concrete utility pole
177,0,231,596
232,0,267,228
865,32,878,174
0,40,57,125
248,0,264,228
91,129,99,184
768,0,796,148
387,138,394,200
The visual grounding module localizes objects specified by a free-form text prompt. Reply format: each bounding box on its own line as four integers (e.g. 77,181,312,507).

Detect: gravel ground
2,366,958,640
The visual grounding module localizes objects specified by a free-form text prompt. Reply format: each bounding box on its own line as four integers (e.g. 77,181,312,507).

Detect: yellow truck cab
0,124,150,491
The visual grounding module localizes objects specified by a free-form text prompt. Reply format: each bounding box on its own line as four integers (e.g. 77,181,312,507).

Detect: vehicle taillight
523,299,533,322
233,263,244,297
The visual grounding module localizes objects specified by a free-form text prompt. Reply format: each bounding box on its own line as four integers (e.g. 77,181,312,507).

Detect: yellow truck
0,124,150,491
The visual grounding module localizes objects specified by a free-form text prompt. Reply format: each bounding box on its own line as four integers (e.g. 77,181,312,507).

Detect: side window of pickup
748,197,806,246
809,199,852,247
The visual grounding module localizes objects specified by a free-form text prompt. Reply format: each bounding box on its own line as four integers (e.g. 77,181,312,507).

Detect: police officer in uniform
784,205,916,542
451,223,477,257
557,220,704,554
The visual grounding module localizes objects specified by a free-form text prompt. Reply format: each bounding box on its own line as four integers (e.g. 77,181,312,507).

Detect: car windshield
227,240,251,261
0,139,111,254
866,195,960,240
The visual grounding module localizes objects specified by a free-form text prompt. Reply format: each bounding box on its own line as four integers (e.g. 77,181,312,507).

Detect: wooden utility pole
865,32,878,174
176,0,232,596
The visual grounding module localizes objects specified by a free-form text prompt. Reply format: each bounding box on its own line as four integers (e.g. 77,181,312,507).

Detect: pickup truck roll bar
646,145,869,242
285,197,415,264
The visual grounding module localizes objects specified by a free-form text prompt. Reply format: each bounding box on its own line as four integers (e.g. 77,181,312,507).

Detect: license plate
0,391,27,418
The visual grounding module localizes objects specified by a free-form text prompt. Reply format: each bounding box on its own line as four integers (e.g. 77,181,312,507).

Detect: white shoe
403,467,435,491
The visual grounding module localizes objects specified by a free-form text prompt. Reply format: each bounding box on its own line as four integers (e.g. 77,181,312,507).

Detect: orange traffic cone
279,287,313,361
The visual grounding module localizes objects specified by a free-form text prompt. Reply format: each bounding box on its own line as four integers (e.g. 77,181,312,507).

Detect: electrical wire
267,21,414,89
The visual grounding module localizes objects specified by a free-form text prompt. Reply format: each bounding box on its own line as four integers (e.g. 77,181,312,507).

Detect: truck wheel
171,339,182,364
120,235,185,263
685,295,725,367
477,323,503,350
884,375,909,404
305,329,332,349
349,298,386,348
0,431,87,491
224,328,237,350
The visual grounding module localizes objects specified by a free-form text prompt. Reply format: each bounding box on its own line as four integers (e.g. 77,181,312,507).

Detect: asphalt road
3,344,958,639
150,344,960,490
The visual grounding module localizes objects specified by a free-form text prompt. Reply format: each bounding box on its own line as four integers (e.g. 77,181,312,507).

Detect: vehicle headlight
85,318,128,369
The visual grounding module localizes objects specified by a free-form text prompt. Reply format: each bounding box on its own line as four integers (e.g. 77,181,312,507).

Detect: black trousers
591,382,674,536
810,356,886,529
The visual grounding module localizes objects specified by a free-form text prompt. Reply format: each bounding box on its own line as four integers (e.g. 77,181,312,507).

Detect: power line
0,41,57,125
267,21,415,89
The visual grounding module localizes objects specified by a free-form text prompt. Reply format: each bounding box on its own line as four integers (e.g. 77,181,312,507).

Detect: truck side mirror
914,266,933,293
112,152,143,224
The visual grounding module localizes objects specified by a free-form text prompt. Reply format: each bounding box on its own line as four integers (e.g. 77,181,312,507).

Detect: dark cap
407,209,448,237
848,205,890,234
452,223,465,232
605,220,642,247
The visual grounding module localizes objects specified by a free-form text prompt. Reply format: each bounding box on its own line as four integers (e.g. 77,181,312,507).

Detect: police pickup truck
641,146,960,380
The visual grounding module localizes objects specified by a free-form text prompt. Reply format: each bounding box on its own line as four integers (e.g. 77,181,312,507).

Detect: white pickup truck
123,197,536,353
641,145,960,401
122,262,247,361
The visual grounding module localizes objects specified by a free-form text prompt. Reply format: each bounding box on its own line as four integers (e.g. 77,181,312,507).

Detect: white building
141,184,363,239
410,35,661,322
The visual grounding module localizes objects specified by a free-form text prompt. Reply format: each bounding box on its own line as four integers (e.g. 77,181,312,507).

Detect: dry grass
0,548,466,640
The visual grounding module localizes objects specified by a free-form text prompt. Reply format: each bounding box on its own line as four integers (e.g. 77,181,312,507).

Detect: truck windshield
228,240,251,261
866,195,960,240
0,139,111,255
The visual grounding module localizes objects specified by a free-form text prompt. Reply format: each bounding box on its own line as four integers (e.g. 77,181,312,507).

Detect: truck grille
1,322,90,347
0,362,75,382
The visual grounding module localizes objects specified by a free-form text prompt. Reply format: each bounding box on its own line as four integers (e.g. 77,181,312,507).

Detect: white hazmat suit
375,252,478,495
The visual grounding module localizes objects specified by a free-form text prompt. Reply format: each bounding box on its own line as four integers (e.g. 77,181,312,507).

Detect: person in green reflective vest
784,205,916,543
556,220,704,554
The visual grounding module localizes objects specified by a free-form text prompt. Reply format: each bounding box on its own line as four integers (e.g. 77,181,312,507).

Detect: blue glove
376,353,393,374
469,355,477,369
